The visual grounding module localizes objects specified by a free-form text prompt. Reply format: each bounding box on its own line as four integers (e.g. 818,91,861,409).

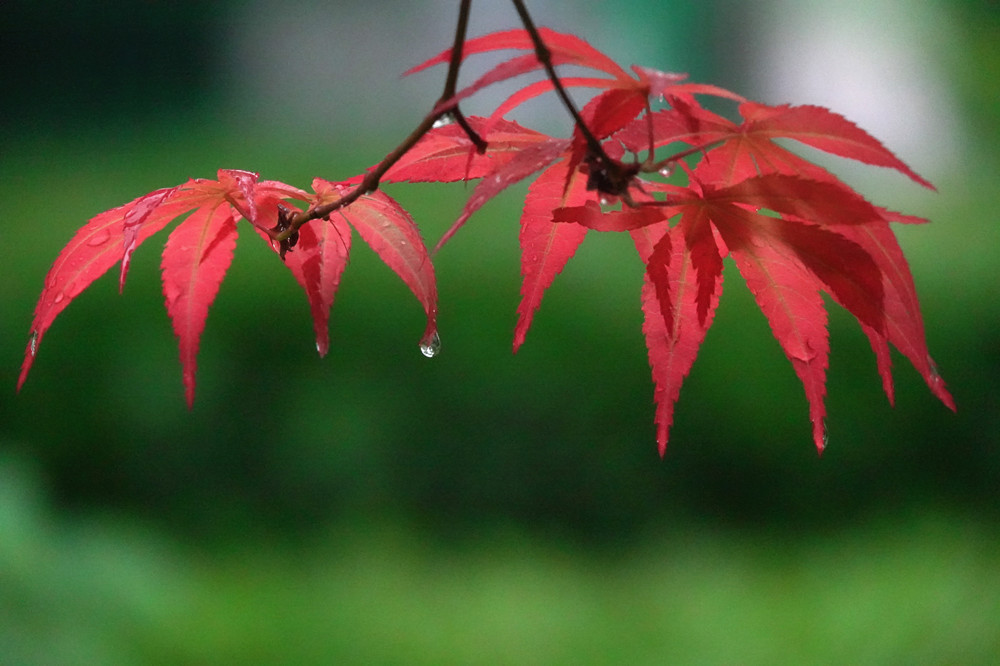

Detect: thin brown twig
276,0,646,246
274,0,485,245
509,0,637,197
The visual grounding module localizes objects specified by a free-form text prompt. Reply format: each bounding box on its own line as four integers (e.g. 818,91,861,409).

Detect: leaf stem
510,0,635,195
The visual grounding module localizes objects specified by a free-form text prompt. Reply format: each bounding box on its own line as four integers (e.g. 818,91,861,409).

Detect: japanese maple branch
510,0,637,196
275,0,647,245
274,0,485,244
509,0,598,157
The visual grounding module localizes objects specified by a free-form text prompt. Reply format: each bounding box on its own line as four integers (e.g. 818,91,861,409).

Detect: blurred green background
2,0,998,662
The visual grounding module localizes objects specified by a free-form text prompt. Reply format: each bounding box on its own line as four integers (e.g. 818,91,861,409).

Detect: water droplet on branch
432,115,453,129
419,330,441,358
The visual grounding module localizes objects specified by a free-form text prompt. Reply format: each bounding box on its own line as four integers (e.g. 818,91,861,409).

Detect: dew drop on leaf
658,164,675,178
86,229,112,246
52,292,65,305
928,356,942,383
28,330,38,357
419,330,441,358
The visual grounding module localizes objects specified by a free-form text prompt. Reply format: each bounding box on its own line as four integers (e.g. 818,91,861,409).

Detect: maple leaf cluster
19,28,953,454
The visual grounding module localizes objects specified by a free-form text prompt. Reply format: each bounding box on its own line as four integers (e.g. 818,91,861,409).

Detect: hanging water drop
658,163,675,178
432,115,453,129
419,330,441,358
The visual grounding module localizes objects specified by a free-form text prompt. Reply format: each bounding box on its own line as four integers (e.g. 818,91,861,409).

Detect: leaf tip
927,356,957,412
183,374,196,410
815,419,829,455
16,331,40,393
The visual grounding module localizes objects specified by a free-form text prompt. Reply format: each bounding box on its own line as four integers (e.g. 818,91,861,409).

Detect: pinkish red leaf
632,221,724,455
680,207,725,328
435,138,569,252
565,88,649,171
19,188,192,391
775,220,884,334
513,159,593,351
709,174,884,227
712,212,831,453
582,88,649,140
382,118,549,184
218,169,262,225
279,213,352,357
120,186,182,291
737,103,935,189
644,228,675,337
335,187,438,348
484,77,614,134
161,202,238,407
616,94,735,155
833,220,955,410
407,28,628,80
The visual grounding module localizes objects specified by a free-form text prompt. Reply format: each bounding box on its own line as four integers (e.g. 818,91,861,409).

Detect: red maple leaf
19,170,437,405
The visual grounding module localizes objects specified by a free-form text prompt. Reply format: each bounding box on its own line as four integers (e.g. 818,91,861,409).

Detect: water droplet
419,330,441,358
658,163,675,178
928,356,942,383
599,197,610,206
28,331,38,357
787,341,817,363
86,229,112,246
53,292,66,305
821,420,829,451
432,115,453,129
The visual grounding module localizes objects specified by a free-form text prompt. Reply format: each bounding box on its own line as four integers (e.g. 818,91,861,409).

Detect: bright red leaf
161,200,238,407
632,221,724,455
513,158,593,351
